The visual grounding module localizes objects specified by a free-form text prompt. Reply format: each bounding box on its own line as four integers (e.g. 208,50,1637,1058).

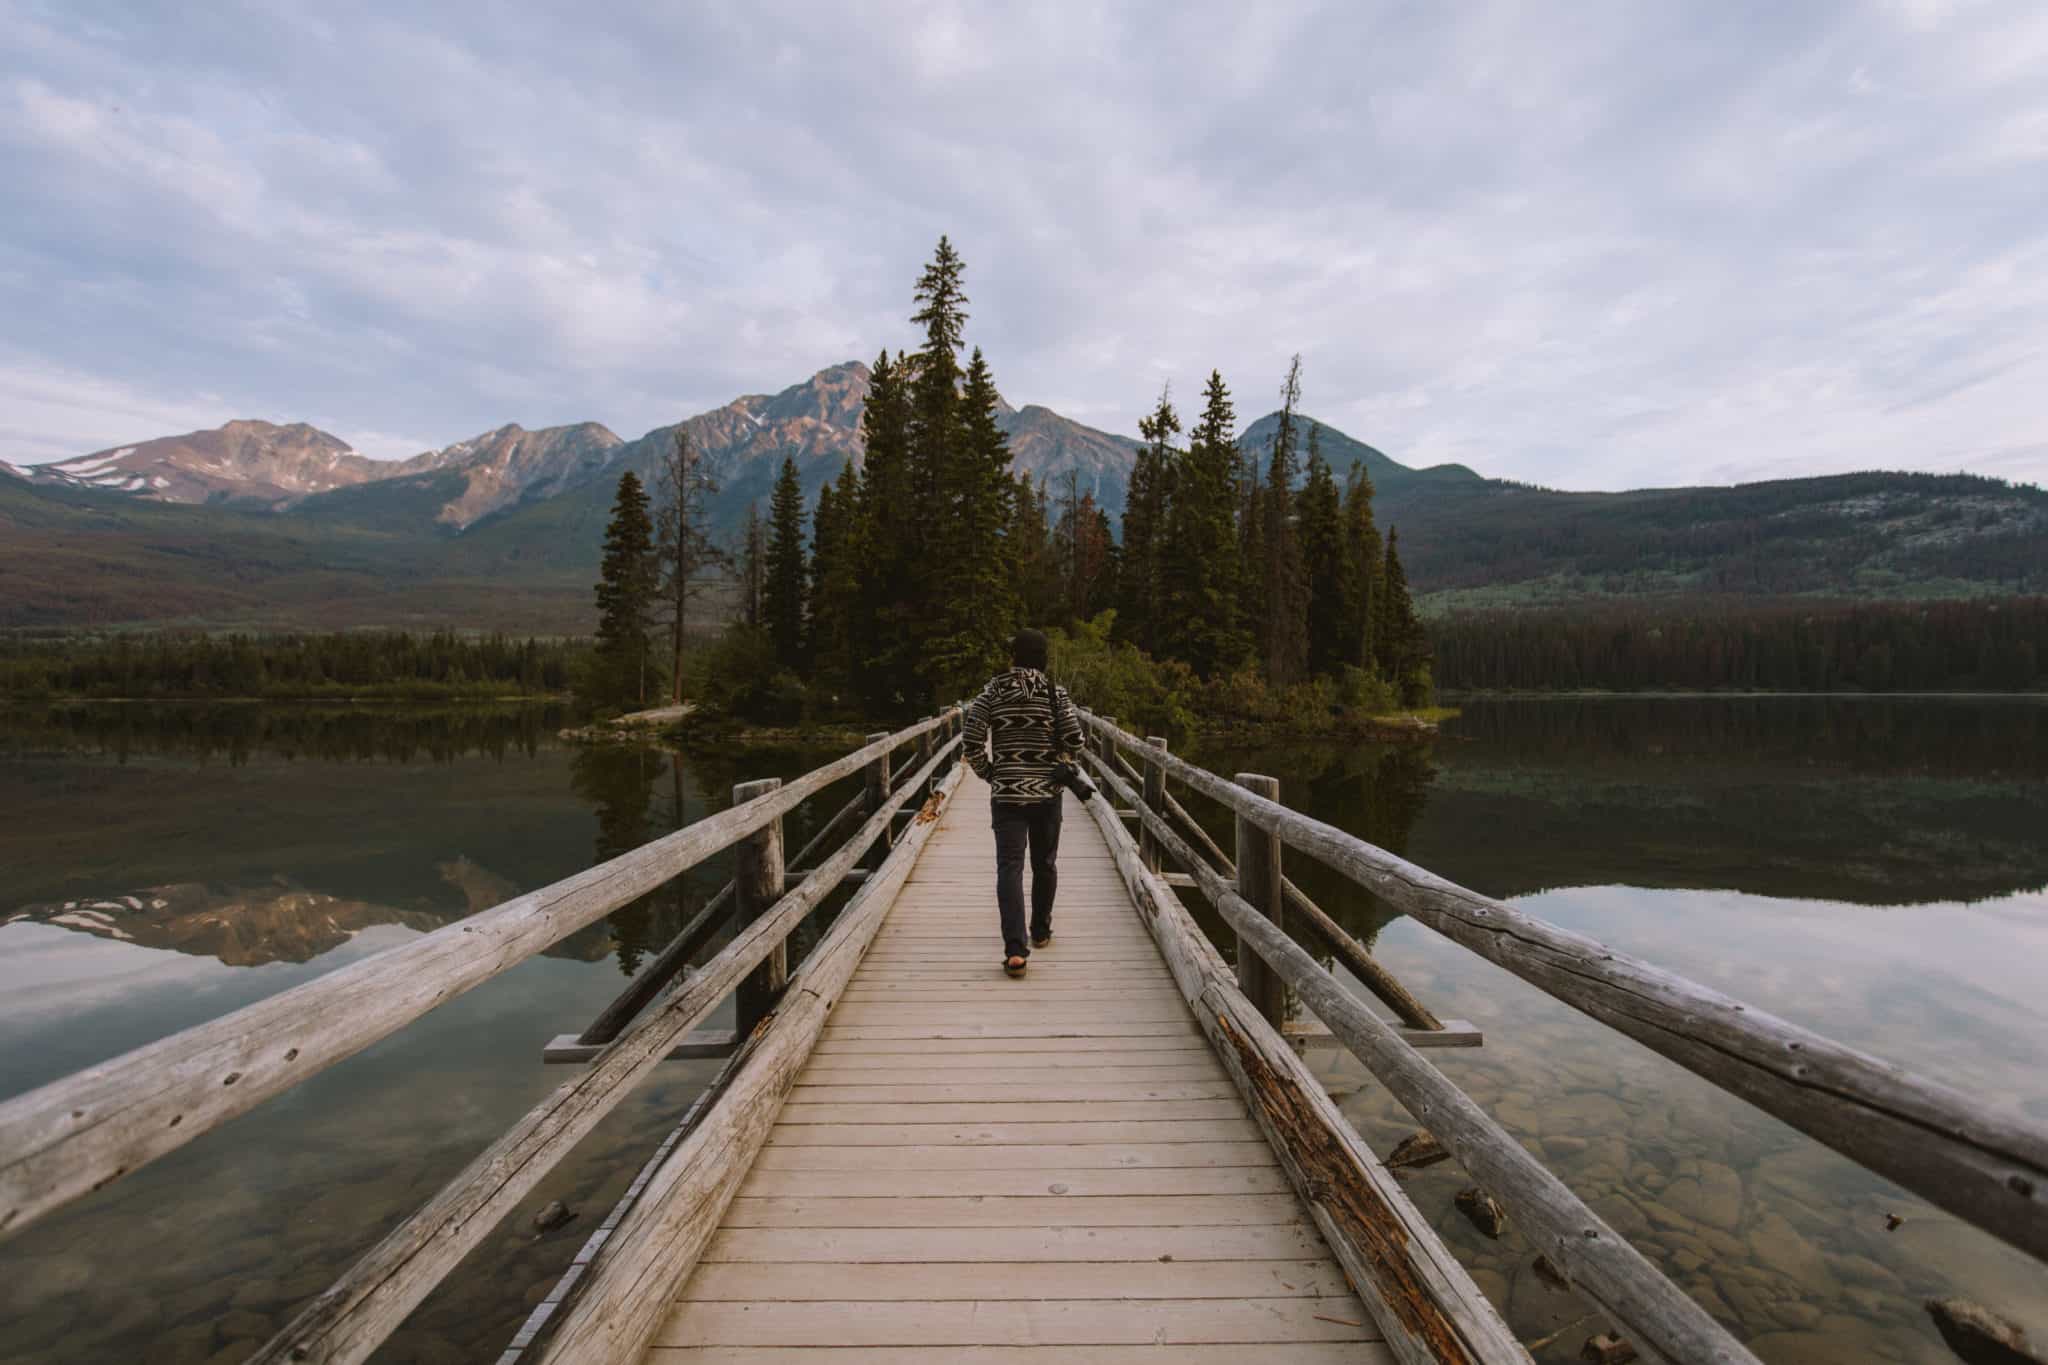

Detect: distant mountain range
2,360,2042,631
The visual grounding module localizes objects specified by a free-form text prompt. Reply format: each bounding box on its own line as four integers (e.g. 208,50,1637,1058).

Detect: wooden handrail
531,763,966,1363
577,789,872,1047
251,732,962,1365
1159,782,1446,1032
1075,756,1527,1364
1077,710,2048,1265
1086,750,1757,1365
0,710,956,1242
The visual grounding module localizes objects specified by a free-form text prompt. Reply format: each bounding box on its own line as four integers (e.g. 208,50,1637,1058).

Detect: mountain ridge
4,361,2043,630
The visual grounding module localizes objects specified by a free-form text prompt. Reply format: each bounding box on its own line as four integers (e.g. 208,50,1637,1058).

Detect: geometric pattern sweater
962,667,1085,802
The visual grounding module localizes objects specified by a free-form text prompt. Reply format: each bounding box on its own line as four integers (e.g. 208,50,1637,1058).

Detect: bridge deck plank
642,776,1382,1361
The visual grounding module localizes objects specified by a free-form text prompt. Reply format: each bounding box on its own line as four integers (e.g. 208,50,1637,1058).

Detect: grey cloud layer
3,0,2044,487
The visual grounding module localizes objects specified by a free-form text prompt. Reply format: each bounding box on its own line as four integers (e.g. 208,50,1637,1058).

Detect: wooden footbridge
3,708,2045,1364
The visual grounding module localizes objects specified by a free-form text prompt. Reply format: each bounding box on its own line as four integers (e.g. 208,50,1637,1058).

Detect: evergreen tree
763,457,808,671
1238,475,1267,638
736,504,765,628
854,349,915,713
1262,355,1310,686
1117,385,1178,652
1012,474,1062,625
927,344,1018,695
1053,472,1116,624
1160,371,1251,677
908,236,969,551
1381,528,1430,704
652,426,723,705
1297,422,1347,677
594,471,659,707
809,459,866,698
1341,462,1384,674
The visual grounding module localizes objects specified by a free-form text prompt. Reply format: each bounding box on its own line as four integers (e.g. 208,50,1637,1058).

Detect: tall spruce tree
1381,527,1429,703
1262,355,1310,686
907,235,967,574
1341,463,1384,675
594,470,659,707
736,504,765,628
653,426,723,704
809,458,866,698
763,457,808,671
927,344,1018,694
1297,422,1347,677
1011,473,1062,625
1117,385,1178,652
1161,371,1251,677
854,349,915,712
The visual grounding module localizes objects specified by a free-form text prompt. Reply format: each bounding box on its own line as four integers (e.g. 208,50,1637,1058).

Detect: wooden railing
1073,709,2048,1365
0,709,963,1365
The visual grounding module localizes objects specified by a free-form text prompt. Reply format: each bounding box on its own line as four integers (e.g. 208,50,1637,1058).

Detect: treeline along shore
1434,596,2048,694
0,629,585,700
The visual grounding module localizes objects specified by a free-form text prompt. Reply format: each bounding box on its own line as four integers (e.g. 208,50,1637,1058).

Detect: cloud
0,0,2043,489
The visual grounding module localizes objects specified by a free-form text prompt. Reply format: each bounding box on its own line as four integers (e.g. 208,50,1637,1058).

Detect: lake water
1,697,2044,1363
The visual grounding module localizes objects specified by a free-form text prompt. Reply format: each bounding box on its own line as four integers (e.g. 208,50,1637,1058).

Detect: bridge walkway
643,773,1385,1362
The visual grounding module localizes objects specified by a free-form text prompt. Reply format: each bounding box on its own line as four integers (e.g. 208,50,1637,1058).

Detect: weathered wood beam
1287,1016,1483,1050
0,711,953,1243
1234,773,1288,1027
1140,736,1168,873
247,737,961,1365
731,778,787,1037
1092,755,1753,1365
543,1029,736,1064
1080,710,2048,1264
530,763,965,1364
1159,786,1446,1033
1074,753,1527,1365
575,790,872,1047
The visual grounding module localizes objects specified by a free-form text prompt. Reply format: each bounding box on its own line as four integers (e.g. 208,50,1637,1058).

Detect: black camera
1053,760,1097,802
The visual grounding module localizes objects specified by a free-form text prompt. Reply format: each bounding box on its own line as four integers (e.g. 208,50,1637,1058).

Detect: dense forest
590,238,1433,724
0,630,583,700
1433,597,2048,693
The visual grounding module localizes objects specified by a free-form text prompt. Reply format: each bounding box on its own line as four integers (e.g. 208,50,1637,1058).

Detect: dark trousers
992,798,1062,959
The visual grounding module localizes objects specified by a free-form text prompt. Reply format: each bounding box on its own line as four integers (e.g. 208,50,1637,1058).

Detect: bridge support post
1234,773,1286,1027
1140,737,1168,872
732,778,787,1036
1097,715,1119,763
864,732,893,852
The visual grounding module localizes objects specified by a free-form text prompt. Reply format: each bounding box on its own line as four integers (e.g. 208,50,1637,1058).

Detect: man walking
962,629,1086,978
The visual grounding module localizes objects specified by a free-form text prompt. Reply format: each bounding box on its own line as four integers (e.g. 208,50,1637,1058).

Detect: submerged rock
1386,1130,1449,1170
1926,1297,2046,1365
1455,1186,1508,1239
533,1199,576,1233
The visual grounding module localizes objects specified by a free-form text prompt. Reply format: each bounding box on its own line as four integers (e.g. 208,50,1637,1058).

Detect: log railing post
731,778,786,1036
1140,736,1168,872
864,731,893,851
1234,773,1286,1026
1097,715,1118,763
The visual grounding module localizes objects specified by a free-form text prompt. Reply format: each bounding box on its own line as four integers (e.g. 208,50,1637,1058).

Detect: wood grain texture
0,712,954,1242
253,736,965,1365
1081,709,2048,1265
1078,748,1528,1365
636,774,1382,1362
1086,735,1756,1365
531,762,963,1364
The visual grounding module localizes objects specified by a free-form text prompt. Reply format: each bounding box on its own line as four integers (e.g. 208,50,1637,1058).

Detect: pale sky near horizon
3,1,2045,490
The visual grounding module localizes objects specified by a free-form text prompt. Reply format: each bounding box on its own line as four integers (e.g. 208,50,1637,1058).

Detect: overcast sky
4,1,2045,489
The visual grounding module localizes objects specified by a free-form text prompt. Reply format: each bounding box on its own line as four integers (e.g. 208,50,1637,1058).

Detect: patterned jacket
962,667,1085,802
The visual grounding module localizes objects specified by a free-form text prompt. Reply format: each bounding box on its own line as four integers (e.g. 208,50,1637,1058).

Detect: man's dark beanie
1011,628,1049,671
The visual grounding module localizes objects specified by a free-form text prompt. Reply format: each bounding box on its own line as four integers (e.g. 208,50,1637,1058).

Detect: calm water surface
1,697,2044,1363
